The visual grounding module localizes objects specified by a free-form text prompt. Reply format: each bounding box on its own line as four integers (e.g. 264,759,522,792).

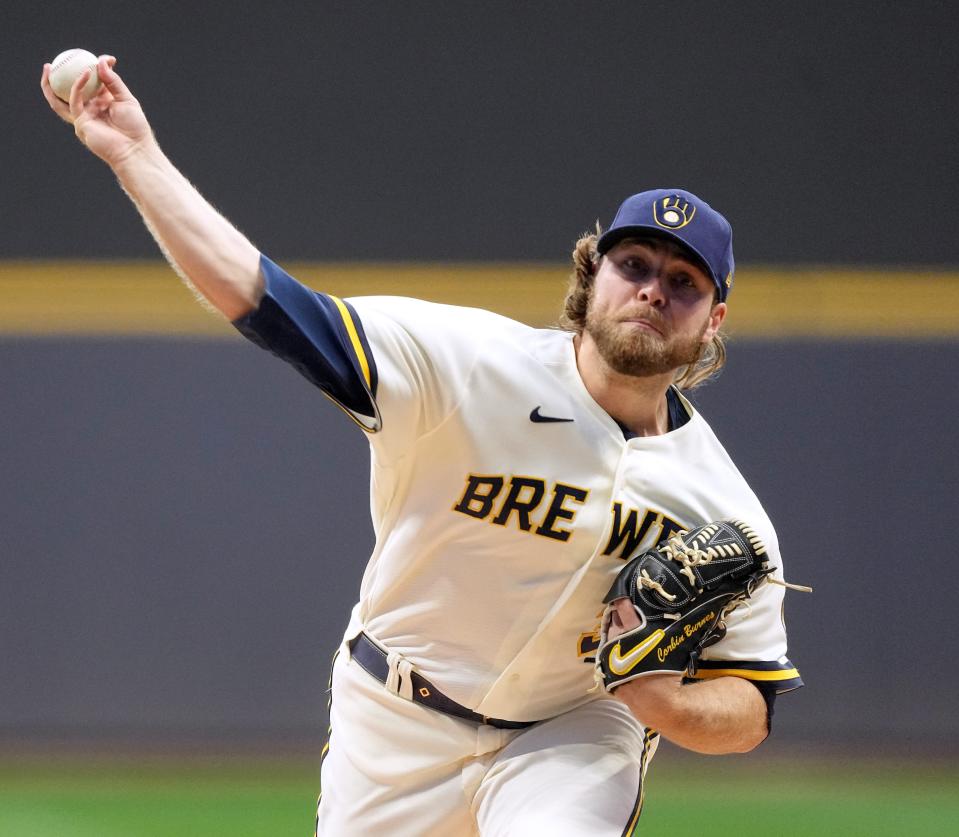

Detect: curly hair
559,229,727,391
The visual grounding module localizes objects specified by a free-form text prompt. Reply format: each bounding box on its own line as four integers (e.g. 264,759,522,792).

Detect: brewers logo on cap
653,196,696,230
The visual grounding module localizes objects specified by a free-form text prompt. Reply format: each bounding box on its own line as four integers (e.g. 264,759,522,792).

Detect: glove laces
660,530,720,587
642,524,814,596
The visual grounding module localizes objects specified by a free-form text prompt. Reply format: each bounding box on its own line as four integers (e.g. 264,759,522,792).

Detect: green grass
640,758,959,837
1,757,957,836
0,760,320,837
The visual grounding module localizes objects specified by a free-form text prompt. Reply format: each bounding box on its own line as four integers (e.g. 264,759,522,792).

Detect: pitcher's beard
585,310,705,378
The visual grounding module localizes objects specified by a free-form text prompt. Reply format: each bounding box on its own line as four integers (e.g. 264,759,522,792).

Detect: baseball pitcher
42,56,806,836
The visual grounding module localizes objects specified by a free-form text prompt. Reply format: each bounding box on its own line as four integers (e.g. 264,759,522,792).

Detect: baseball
49,49,102,102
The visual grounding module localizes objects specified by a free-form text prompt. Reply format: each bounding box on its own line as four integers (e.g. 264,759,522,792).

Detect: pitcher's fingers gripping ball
597,520,796,690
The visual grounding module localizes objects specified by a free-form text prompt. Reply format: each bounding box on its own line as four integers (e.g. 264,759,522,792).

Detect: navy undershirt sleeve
752,681,779,728
232,255,378,422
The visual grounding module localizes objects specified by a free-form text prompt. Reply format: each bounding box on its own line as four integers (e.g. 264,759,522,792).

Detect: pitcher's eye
623,257,651,276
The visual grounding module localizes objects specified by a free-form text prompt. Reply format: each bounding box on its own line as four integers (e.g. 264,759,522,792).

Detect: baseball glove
596,519,782,691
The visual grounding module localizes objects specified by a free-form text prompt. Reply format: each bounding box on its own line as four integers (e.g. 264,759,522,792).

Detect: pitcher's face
584,238,726,377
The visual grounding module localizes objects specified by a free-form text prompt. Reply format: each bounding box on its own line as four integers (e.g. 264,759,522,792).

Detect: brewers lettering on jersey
42,55,803,837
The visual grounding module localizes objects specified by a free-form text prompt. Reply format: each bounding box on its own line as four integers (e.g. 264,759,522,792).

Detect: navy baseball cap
596,189,735,301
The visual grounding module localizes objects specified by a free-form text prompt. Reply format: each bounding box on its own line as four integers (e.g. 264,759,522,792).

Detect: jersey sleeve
688,529,804,695
233,254,381,431
233,254,492,446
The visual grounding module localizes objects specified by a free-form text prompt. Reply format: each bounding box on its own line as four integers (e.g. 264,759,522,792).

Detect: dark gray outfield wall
2,336,955,750
10,1,959,264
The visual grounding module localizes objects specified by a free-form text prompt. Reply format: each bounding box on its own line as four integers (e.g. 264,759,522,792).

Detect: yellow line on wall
1,260,957,338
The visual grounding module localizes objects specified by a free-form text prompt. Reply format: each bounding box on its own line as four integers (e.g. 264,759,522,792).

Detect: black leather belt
348,632,535,730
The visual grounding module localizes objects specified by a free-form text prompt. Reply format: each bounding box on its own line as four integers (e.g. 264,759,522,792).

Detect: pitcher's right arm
41,55,263,320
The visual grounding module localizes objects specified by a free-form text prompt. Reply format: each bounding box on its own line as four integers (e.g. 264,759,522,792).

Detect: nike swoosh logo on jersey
530,406,574,423
606,629,666,676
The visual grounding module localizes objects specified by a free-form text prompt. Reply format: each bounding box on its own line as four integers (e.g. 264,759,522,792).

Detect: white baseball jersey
236,256,801,725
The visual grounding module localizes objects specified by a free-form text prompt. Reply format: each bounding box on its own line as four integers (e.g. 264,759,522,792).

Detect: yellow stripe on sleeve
329,295,372,389
691,667,801,682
